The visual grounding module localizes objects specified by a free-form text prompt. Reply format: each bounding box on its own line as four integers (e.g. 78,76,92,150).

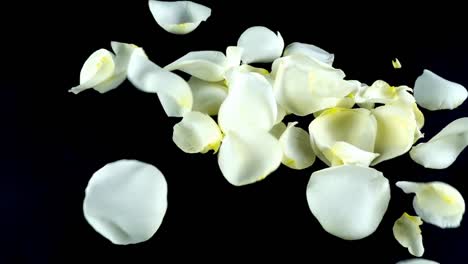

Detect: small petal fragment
188,77,227,115
414,69,468,110
392,58,402,69
396,259,439,264
410,117,468,169
218,128,282,186
127,49,193,117
164,51,227,82
173,111,223,153
148,0,211,35
396,181,465,228
306,165,391,240
393,213,424,257
309,107,378,166
283,42,334,65
279,122,316,169
83,159,167,245
218,71,277,132
237,26,284,64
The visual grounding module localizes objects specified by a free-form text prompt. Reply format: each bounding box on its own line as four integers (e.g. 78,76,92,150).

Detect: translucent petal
218,71,277,132
396,259,439,264
279,122,316,169
270,122,287,139
148,0,211,35
173,111,222,154
306,165,391,240
83,159,167,245
371,104,418,165
218,128,282,186
393,213,424,257
164,51,227,82
69,49,116,94
127,49,192,117
188,77,227,115
237,26,284,64
323,141,379,167
410,117,468,169
283,42,334,65
309,107,378,166
396,181,465,228
414,69,467,110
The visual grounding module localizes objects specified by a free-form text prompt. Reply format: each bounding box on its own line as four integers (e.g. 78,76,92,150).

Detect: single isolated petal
148,0,211,35
279,122,316,170
218,70,277,132
393,213,424,257
414,69,467,110
306,165,391,240
237,26,284,64
270,122,287,139
127,49,192,117
396,181,465,228
396,259,439,264
69,49,116,94
83,159,167,245
164,51,227,82
218,128,282,186
188,77,227,115
283,42,334,65
173,111,222,154
309,107,378,166
371,104,419,165
410,117,468,169
393,58,402,69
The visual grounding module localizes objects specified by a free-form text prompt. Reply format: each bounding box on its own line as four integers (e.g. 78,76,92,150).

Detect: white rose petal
164,51,227,82
237,26,284,64
393,212,424,257
396,259,439,264
279,122,316,170
283,42,334,65
188,77,227,115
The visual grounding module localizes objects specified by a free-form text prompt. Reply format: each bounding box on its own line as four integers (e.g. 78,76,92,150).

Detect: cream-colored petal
270,122,287,139
83,159,167,245
396,181,465,228
355,80,413,105
148,0,211,35
218,71,277,132
218,128,282,186
393,213,424,257
410,117,468,169
371,104,418,165
173,111,222,154
187,77,227,115
279,122,316,169
127,49,192,117
306,165,390,240
111,41,139,74
392,58,402,69
164,51,227,82
323,141,379,167
309,107,378,166
225,46,243,70
93,72,128,94
275,103,287,124
414,69,467,110
283,42,334,65
237,26,284,64
396,259,439,264
69,49,116,94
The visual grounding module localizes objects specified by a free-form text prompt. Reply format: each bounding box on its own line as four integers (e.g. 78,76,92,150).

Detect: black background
2,1,468,263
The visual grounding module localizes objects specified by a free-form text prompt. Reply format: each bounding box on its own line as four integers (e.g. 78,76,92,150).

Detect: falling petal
279,122,316,169
414,69,467,110
83,159,167,245
392,58,402,69
410,117,468,169
355,80,413,105
237,26,284,64
127,49,193,117
188,77,227,115
309,107,378,166
148,0,211,35
323,141,379,167
218,128,282,186
396,181,465,228
306,165,390,240
225,46,243,70
270,122,287,139
218,70,277,133
173,111,222,153
283,42,334,65
164,51,227,82
393,212,424,257
396,259,439,264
